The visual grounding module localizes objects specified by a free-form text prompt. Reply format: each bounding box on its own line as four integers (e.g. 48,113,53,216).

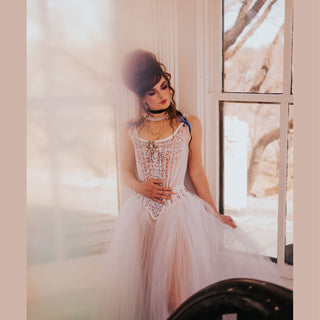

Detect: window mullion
277,0,293,279
277,102,292,278
217,93,293,104
283,0,293,96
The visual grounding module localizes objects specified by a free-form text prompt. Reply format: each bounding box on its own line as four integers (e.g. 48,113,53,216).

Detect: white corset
130,121,191,219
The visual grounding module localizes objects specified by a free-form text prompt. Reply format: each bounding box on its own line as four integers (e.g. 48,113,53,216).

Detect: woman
102,50,280,320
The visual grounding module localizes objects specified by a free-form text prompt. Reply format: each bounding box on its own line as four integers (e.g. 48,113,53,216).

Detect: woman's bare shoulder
185,114,199,122
184,114,201,129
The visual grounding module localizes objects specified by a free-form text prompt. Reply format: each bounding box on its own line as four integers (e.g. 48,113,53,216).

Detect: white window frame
196,0,293,279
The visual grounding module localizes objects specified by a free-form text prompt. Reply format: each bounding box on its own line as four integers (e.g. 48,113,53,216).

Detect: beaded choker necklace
147,113,169,122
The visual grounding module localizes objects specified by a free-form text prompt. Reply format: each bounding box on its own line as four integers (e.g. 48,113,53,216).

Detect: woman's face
143,76,171,112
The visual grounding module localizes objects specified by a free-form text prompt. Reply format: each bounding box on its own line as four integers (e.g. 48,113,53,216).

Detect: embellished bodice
130,117,191,219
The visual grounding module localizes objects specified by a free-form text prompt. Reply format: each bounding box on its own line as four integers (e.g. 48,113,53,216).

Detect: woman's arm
120,127,174,204
187,116,236,228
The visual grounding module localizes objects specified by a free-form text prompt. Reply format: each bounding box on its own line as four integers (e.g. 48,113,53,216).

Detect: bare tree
223,1,289,197
224,0,267,52
249,23,284,92
247,118,293,195
224,0,278,61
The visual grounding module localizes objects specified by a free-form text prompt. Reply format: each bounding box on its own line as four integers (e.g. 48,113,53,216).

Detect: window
27,0,117,264
198,0,293,279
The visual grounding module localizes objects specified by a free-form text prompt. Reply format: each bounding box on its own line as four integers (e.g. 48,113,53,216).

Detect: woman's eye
147,92,155,96
161,84,168,90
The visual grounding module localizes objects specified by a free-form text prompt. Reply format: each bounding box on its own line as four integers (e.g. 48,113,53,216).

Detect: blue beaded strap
178,114,192,133
127,119,139,128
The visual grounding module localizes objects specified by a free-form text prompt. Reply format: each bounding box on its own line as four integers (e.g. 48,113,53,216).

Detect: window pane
54,103,118,215
285,104,293,265
27,0,113,98
221,102,280,258
27,101,118,263
223,0,285,93
27,107,55,207
27,0,116,265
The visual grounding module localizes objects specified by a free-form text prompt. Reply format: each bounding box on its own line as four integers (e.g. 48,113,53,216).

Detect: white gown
101,118,281,320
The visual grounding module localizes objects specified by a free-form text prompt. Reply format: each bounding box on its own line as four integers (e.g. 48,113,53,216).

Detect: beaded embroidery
131,118,192,220
136,186,190,219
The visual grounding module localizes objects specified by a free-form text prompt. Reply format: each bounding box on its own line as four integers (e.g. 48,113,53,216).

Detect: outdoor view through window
222,0,293,261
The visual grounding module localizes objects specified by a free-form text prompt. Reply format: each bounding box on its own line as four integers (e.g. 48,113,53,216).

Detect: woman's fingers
149,179,173,190
156,190,175,195
153,197,166,204
155,185,173,192
149,179,164,185
153,192,172,201
156,194,172,200
229,221,237,228
155,188,174,196
144,180,175,202
218,214,237,228
151,181,173,200
155,190,175,200
225,215,237,228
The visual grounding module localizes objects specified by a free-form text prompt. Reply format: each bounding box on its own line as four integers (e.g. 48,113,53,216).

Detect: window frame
196,0,293,279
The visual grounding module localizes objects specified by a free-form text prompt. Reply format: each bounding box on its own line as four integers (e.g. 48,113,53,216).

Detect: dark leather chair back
167,278,293,320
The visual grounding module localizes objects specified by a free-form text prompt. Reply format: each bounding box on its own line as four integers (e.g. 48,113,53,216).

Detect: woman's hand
135,179,175,204
216,213,237,228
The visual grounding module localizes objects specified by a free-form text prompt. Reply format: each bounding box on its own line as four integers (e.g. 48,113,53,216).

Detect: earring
170,93,174,107
143,101,150,112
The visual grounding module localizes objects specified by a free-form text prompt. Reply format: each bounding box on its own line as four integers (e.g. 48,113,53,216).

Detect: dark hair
122,49,183,126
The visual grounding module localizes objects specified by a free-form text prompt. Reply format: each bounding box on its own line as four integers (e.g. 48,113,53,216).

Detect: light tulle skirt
99,191,281,320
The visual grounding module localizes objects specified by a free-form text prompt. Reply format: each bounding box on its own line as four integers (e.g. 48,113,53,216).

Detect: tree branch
225,0,278,61
247,118,293,194
224,0,266,52
249,23,284,92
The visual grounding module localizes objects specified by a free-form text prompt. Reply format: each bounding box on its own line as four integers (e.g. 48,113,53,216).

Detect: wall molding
152,0,179,105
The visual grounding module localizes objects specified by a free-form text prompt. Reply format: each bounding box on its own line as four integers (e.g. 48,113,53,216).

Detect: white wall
176,0,198,115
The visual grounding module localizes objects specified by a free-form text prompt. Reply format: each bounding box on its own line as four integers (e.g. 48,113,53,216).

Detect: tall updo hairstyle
122,49,182,127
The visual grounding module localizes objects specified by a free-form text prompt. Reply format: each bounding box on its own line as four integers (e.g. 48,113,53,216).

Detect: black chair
167,278,293,320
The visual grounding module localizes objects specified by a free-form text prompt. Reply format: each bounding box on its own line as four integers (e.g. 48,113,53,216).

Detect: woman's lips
160,99,167,105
